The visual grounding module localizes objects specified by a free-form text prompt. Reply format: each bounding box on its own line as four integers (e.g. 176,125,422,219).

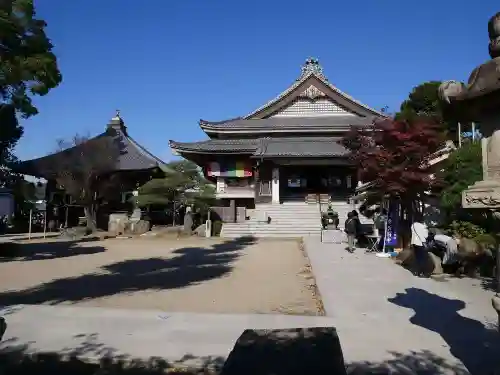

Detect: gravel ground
0,236,320,315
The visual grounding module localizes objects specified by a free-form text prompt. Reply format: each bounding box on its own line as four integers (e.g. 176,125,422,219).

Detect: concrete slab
303,238,500,374
0,304,337,369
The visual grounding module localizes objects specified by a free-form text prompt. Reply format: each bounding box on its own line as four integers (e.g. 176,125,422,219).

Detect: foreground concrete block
0,317,6,341
220,327,347,375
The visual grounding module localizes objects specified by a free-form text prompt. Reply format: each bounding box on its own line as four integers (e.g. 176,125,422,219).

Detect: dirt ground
0,236,321,315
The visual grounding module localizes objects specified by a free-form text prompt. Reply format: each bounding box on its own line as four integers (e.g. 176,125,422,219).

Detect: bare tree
48,133,124,232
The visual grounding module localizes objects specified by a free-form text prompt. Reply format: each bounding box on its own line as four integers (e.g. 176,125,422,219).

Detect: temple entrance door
280,166,324,200
280,165,355,201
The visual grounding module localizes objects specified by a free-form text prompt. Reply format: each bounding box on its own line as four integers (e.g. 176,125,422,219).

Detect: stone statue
439,11,500,329
183,209,193,234
488,12,500,59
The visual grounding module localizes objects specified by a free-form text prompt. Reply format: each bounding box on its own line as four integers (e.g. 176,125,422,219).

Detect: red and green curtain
207,161,252,177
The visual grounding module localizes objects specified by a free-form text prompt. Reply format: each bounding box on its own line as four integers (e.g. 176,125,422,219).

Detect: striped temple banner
207,161,252,177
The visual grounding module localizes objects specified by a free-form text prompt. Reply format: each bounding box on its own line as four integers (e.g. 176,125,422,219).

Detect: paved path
304,237,499,374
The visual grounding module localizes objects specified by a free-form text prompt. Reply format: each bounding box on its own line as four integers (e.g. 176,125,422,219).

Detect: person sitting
427,231,459,271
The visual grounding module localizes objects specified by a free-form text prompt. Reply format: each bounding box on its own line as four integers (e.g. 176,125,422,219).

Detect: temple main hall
170,58,384,209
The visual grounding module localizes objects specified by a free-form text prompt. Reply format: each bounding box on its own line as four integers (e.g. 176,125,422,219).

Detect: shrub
446,220,485,239
473,233,497,249
0,241,20,258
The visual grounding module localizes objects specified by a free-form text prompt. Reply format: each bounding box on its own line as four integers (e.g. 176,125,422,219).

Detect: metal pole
28,209,32,240
382,200,388,253
497,242,500,293
471,122,476,141
458,122,462,148
172,192,176,227
43,209,47,238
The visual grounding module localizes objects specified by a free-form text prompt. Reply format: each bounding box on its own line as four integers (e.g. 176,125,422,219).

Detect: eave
200,126,353,135
169,137,350,159
198,116,375,135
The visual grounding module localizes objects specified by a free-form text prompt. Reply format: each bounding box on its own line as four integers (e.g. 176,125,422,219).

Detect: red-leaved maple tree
341,117,444,215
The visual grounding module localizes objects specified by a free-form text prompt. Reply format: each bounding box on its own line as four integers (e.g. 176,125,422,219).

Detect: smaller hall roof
16,112,167,179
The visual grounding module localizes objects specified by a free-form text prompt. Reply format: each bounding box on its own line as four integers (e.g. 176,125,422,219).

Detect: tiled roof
199,115,374,131
244,60,384,119
16,127,167,178
169,138,259,153
170,137,349,158
255,137,349,157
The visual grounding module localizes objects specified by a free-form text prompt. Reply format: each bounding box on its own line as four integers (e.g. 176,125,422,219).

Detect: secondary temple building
16,112,167,228
170,58,384,209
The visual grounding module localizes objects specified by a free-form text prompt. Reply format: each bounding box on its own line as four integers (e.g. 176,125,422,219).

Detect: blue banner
384,202,399,247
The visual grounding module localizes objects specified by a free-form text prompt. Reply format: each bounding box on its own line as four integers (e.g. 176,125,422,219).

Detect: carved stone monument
219,328,347,375
439,11,500,327
0,317,6,341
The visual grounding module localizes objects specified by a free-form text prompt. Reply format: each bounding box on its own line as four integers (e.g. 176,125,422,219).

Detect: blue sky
17,0,498,162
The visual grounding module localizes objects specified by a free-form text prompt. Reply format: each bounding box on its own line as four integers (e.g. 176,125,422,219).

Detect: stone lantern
439,12,500,328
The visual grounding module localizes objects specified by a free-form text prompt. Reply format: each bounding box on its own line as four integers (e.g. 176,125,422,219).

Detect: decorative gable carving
270,97,355,118
299,85,327,100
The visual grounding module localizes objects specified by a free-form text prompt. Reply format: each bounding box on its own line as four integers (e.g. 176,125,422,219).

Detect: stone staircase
221,201,369,238
221,202,320,238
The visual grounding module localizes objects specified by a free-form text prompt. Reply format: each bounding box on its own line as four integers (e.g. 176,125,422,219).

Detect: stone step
221,224,321,230
253,209,322,213
230,202,368,238
250,214,347,219
222,233,320,238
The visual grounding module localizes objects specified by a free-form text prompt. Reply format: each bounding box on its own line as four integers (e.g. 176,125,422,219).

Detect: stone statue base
492,294,500,329
462,180,500,209
462,180,500,329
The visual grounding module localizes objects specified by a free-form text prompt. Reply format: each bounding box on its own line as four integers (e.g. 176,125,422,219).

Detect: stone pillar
272,167,280,204
462,118,500,329
230,199,236,223
439,12,500,330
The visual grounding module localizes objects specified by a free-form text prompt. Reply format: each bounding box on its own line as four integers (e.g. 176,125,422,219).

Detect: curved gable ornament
300,57,326,80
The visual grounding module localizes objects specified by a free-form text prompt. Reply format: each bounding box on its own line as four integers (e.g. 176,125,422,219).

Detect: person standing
374,208,387,251
344,212,357,253
410,214,429,277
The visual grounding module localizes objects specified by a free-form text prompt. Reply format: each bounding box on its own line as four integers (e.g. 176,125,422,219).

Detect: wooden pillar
230,199,236,223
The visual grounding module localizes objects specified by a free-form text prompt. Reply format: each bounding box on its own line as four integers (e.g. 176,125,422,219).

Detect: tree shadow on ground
0,236,256,307
346,350,470,374
0,333,479,375
0,238,105,262
0,334,225,374
388,288,500,375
